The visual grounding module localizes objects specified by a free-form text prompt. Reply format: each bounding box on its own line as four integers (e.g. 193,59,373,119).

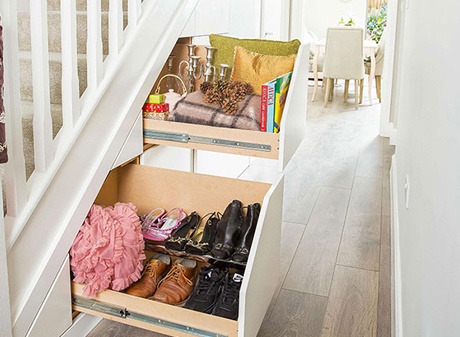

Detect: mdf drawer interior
72,164,283,337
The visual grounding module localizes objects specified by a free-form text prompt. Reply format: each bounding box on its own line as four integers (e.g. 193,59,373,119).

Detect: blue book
266,79,276,133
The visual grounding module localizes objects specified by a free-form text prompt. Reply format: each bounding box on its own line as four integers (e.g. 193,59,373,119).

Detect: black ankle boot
232,203,260,262
211,200,244,260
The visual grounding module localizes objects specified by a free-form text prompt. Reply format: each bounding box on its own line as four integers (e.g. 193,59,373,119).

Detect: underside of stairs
3,1,200,336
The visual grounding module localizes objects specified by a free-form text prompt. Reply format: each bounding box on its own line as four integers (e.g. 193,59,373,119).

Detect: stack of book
260,71,292,133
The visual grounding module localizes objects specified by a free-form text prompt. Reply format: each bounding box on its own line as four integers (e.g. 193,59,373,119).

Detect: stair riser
18,12,125,55
20,57,88,105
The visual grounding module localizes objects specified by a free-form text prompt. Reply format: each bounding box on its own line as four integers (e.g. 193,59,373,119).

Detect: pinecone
229,81,248,102
241,82,254,95
215,79,230,93
221,97,239,114
200,81,214,95
204,87,221,105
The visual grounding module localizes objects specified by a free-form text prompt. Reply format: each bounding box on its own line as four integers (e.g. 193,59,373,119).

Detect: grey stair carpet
19,50,88,105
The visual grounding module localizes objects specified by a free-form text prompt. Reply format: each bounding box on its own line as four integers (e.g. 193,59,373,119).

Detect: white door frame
379,0,399,138
0,177,13,337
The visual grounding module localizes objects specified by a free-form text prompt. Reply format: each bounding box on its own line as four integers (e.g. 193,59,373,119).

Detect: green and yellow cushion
209,34,301,79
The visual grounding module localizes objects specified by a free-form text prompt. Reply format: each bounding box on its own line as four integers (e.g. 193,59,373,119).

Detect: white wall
303,0,367,40
393,0,460,336
229,0,262,38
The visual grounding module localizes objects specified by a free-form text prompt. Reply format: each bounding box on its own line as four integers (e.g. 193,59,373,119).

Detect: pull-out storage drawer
143,44,310,171
72,164,283,337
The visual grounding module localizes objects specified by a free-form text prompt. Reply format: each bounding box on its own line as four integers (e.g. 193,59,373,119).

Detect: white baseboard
60,314,101,337
390,155,403,337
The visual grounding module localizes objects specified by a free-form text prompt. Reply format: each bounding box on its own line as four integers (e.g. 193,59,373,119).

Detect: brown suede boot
126,253,171,298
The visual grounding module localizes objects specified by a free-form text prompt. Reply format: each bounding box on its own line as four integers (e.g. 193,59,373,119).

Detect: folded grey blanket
168,91,261,131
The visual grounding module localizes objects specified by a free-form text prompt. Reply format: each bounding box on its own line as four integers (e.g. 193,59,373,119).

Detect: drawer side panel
239,174,284,337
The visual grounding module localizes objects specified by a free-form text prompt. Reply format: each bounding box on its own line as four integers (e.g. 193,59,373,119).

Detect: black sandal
185,212,221,255
164,211,201,251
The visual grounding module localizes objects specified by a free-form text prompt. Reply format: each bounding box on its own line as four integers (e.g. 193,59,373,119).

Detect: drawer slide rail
144,130,272,152
73,296,227,337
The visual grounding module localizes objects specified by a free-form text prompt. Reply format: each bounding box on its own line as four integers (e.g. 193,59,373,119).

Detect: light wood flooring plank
347,176,383,217
283,179,322,225
321,265,379,337
355,137,384,180
337,176,382,270
265,222,306,316
377,216,391,337
323,156,358,190
258,290,328,337
337,214,381,271
284,187,350,296
87,320,168,337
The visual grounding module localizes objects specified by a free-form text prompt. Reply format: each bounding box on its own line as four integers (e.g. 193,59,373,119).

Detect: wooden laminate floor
87,83,394,337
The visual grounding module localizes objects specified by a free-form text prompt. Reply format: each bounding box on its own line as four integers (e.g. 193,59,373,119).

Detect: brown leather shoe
126,253,171,298
152,258,197,305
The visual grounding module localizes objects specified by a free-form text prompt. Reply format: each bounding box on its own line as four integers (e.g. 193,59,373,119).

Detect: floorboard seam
278,287,329,298
335,263,380,273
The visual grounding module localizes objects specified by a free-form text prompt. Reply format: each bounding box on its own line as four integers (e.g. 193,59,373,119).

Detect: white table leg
369,46,376,105
311,44,320,102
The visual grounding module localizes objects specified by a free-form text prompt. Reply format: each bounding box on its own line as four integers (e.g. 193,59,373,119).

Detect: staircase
0,0,199,336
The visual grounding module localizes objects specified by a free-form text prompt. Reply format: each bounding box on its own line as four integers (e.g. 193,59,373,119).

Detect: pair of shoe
141,208,187,242
165,212,221,255
211,200,261,263
184,265,243,320
126,253,197,305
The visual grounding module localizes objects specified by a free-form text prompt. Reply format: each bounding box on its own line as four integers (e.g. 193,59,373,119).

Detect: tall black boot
211,200,244,260
232,203,260,262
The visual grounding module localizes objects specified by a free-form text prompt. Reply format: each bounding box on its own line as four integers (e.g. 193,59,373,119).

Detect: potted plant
366,3,387,42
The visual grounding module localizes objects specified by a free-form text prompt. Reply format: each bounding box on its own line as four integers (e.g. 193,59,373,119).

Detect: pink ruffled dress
70,202,146,297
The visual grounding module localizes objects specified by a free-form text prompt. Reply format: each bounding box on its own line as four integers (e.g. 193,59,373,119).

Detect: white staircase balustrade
0,0,200,336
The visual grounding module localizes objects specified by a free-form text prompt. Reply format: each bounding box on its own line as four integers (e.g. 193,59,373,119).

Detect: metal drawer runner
73,296,227,337
144,129,272,152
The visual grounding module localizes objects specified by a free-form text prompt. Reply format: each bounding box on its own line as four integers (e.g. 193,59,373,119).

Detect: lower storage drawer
71,164,283,337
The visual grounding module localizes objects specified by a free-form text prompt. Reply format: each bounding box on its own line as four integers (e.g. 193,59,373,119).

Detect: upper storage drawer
143,44,310,170
72,164,284,337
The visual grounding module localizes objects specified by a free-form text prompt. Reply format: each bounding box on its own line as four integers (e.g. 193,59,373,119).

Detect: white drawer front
27,256,72,337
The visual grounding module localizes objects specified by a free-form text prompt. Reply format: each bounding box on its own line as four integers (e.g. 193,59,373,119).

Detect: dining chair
322,27,364,109
365,29,386,103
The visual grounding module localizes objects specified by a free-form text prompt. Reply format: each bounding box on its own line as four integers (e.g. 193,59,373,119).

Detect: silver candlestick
218,64,229,80
201,46,217,82
166,55,176,90
178,44,202,92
